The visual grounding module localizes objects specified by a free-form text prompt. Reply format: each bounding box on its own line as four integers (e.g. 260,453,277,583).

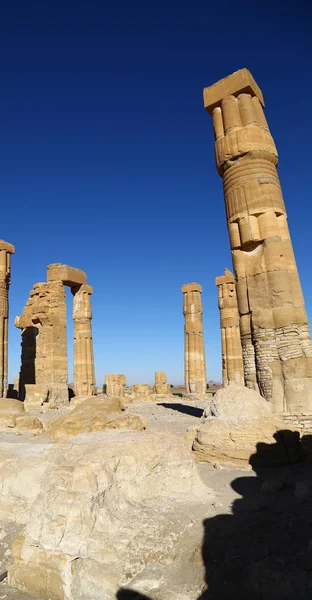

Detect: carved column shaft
216,269,244,386
72,285,95,397
182,283,207,394
0,242,14,397
204,69,312,412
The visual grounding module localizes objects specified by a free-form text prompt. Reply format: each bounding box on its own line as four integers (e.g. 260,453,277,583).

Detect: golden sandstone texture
46,395,146,440
15,263,95,408
216,268,244,386
105,373,126,397
182,283,207,394
204,68,312,413
0,398,42,431
0,240,14,398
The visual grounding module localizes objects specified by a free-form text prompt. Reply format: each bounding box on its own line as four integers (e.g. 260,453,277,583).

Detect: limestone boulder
0,437,53,525
8,430,214,599
46,395,146,440
0,398,43,432
193,385,301,467
203,384,272,420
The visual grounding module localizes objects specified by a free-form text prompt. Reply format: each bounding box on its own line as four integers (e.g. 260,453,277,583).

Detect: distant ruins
105,374,126,397
154,371,170,394
204,68,312,412
216,268,244,386
0,240,14,397
182,283,207,394
15,263,95,406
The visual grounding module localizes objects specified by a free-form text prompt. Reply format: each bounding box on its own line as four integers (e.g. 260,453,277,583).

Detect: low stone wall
281,413,312,436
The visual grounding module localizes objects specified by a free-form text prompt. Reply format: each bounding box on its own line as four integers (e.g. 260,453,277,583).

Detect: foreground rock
46,395,146,440
193,385,301,467
8,430,214,599
0,398,42,432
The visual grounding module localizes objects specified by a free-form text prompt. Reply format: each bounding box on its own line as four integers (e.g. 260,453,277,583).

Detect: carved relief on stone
204,69,312,412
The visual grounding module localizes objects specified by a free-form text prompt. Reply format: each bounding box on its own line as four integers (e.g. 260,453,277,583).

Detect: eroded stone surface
182,283,207,394
216,269,244,386
154,371,170,395
204,68,312,413
8,430,214,599
0,240,15,398
105,374,126,397
46,395,146,440
193,385,301,467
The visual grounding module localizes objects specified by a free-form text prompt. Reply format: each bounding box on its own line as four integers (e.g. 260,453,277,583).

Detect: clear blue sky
2,0,312,387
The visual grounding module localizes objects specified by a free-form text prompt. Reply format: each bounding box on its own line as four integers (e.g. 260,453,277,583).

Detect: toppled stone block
46,395,146,440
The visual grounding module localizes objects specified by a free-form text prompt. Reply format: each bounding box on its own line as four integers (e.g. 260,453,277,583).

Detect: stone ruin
0,240,14,398
105,373,126,397
182,282,207,394
0,66,312,600
204,68,312,413
15,263,95,407
216,268,244,386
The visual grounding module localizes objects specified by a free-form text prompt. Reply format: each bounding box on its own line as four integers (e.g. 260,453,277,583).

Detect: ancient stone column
154,372,170,395
72,284,95,397
0,240,15,397
204,68,312,412
182,283,207,394
15,281,68,405
105,374,126,397
216,268,244,386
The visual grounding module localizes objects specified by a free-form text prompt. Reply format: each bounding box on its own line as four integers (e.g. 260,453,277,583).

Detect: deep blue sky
1,0,311,386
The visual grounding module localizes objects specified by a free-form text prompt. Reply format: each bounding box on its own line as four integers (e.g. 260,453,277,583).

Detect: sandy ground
0,397,311,599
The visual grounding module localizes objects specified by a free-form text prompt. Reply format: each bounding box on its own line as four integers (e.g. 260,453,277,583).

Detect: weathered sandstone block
216,269,244,386
8,430,214,599
203,69,312,413
46,395,146,440
193,385,300,467
154,371,170,395
182,283,207,394
131,384,151,397
105,374,126,397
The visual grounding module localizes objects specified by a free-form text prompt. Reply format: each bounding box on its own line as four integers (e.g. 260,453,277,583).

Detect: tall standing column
182,283,207,394
72,284,95,397
203,68,312,412
0,241,15,397
216,268,244,386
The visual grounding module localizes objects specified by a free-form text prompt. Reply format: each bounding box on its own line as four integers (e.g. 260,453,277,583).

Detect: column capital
203,68,264,114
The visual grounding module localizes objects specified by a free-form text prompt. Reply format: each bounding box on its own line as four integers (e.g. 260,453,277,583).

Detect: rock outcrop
46,395,146,440
193,385,301,467
0,398,42,431
8,430,214,599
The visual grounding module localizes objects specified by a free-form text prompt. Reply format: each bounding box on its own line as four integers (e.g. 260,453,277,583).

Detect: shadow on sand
158,402,204,418
116,431,312,599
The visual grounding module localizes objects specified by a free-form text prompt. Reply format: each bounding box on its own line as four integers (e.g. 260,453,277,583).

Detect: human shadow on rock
200,429,312,599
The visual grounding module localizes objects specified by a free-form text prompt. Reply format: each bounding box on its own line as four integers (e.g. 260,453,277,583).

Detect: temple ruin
216,268,244,386
15,263,95,406
154,371,170,394
204,68,312,412
182,282,207,394
105,374,126,397
0,240,15,398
